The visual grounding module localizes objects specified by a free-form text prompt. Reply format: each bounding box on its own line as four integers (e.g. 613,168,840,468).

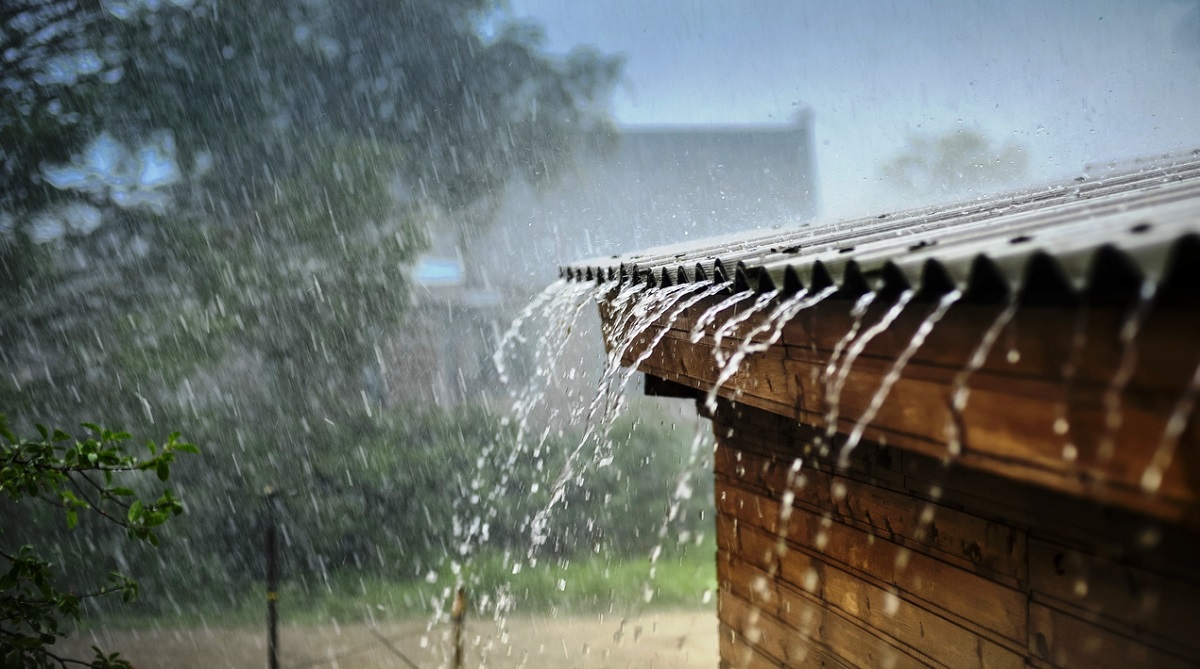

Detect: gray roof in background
476,117,818,286
562,152,1200,305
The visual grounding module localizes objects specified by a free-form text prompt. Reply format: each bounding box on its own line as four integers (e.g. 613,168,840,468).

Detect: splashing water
838,290,962,469
945,294,1018,457
1140,356,1200,493
825,290,916,439
1097,280,1157,461
704,286,838,413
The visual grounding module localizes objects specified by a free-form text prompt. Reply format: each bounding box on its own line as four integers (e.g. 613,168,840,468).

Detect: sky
506,0,1200,217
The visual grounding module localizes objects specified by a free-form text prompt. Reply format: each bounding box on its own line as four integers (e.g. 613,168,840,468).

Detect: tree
881,128,1029,198
0,416,196,668
0,0,623,610
0,0,621,415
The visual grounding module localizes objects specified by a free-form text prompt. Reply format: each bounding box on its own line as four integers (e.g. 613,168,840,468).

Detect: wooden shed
562,158,1200,668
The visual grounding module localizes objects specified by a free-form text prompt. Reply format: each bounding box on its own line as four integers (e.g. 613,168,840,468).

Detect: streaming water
945,294,1019,458
823,292,877,395
824,290,916,440
646,428,713,599
1097,280,1157,461
704,286,838,413
1141,356,1200,493
531,280,715,551
838,290,962,469
616,281,732,409
690,289,757,344
587,281,712,440
712,290,780,367
438,279,602,664
493,278,570,384
490,281,601,480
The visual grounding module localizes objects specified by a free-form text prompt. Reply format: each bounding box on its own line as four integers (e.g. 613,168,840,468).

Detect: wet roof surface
561,154,1200,305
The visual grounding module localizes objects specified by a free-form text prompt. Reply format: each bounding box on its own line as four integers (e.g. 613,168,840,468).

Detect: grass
86,539,717,631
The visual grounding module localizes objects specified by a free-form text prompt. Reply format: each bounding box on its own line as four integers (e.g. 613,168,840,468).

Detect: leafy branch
0,416,197,669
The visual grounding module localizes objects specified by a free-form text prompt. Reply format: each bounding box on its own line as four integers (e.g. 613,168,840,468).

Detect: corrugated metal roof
561,154,1200,305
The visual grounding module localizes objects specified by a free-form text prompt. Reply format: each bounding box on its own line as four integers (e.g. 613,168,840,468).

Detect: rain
3,1,1200,668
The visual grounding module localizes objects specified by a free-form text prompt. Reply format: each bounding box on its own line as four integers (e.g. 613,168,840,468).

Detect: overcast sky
507,0,1200,217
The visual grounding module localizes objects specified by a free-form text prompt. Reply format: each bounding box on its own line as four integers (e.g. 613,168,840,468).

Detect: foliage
77,539,717,635
0,0,622,468
881,128,1029,198
0,0,652,632
0,416,196,669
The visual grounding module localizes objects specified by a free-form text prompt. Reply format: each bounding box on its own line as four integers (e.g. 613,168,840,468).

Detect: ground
57,610,716,668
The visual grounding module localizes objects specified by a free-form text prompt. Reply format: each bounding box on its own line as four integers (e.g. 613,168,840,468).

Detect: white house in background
477,112,820,289
388,115,820,407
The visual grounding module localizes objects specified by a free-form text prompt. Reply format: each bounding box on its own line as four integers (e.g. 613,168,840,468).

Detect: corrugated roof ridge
561,155,1200,303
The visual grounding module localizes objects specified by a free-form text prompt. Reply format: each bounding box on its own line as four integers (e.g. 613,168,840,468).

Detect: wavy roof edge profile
560,153,1200,306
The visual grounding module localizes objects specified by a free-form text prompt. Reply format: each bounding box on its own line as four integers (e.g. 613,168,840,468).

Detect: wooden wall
711,400,1200,669
620,294,1200,527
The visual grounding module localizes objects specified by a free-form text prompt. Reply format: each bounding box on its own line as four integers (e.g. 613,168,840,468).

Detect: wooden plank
901,451,1200,584
768,581,944,669
1029,602,1194,669
721,592,855,669
769,499,1029,644
721,548,1023,669
720,483,1027,647
1028,538,1200,661
717,547,780,617
716,511,740,554
728,444,1028,582
720,623,785,669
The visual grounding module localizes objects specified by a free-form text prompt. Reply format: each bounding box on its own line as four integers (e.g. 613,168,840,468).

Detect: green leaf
110,487,135,497
175,443,200,454
127,500,144,523
65,510,78,529
156,461,170,481
0,415,14,443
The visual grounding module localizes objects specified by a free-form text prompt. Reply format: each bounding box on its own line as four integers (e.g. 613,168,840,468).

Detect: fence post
452,587,467,669
265,486,280,669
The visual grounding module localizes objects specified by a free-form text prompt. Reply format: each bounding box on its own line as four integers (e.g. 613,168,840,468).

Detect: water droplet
883,591,901,615
1138,525,1163,550
919,505,935,525
1062,443,1078,462
803,568,819,592
831,481,847,500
